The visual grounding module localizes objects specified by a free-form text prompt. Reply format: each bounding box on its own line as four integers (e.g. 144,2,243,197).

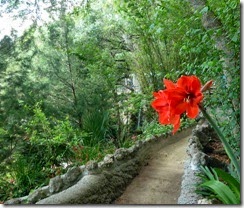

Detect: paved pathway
114,129,192,204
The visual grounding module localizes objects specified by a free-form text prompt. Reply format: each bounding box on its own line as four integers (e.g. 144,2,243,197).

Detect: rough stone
79,165,86,172
127,146,136,155
198,198,213,204
190,152,207,170
98,154,115,169
60,166,82,190
188,136,202,148
178,123,218,204
49,175,63,194
98,161,105,169
131,144,139,152
85,160,98,171
135,140,143,148
114,148,128,160
103,154,114,164
192,123,217,146
27,186,49,203
63,166,81,183
37,174,108,204
4,198,22,205
178,160,202,204
187,142,200,156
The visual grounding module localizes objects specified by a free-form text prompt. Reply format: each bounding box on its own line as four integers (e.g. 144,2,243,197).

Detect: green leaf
214,168,240,199
200,180,240,204
231,32,238,43
200,6,208,14
200,166,217,180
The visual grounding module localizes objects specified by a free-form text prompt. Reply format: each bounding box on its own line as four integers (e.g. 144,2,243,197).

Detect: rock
27,186,49,203
131,144,139,152
61,166,82,189
49,175,63,194
103,154,114,164
198,198,213,204
114,148,128,160
86,160,98,171
178,123,224,204
187,142,200,157
64,167,81,183
98,154,115,169
191,152,207,170
79,165,86,172
192,123,217,146
4,195,28,204
177,160,202,204
103,154,115,167
127,146,136,155
37,175,107,204
188,136,202,148
4,198,22,204
98,161,105,169
135,140,143,148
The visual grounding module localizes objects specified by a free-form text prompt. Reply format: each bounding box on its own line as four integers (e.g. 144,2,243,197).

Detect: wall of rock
177,122,224,204
5,127,192,205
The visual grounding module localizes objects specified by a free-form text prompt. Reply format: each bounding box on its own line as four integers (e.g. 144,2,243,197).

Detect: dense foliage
0,0,239,202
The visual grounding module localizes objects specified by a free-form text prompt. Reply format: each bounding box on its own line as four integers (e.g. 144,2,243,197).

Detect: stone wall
177,122,222,204
5,127,193,205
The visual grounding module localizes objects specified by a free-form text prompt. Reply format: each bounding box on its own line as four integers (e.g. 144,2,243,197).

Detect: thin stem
199,105,240,180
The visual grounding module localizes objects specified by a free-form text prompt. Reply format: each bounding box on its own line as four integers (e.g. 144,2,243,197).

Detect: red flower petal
163,79,176,89
191,76,202,91
164,88,186,103
194,92,203,104
158,112,171,124
173,101,188,115
151,91,169,112
186,102,199,118
171,114,181,134
177,76,190,91
151,99,168,111
177,75,201,93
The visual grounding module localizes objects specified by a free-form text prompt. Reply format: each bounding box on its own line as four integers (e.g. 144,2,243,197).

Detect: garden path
114,129,192,204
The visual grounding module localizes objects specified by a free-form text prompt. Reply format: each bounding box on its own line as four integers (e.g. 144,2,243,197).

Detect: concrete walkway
114,129,191,204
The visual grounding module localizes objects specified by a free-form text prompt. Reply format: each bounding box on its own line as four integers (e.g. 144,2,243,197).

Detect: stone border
177,122,220,204
5,127,193,204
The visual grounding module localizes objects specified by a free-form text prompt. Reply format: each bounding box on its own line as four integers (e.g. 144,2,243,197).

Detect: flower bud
201,80,213,92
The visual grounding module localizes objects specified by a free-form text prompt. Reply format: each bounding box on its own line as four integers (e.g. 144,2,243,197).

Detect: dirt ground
114,129,191,205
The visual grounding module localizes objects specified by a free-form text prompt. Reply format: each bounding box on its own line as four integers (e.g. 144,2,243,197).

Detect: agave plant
196,166,240,204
